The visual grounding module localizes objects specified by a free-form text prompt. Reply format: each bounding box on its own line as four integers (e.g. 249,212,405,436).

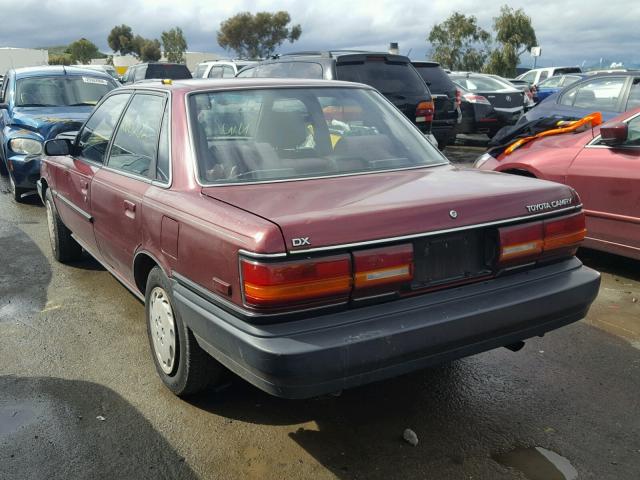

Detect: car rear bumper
172,258,600,399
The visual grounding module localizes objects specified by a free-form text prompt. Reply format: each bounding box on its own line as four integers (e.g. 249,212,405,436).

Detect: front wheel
145,266,223,396
45,188,82,262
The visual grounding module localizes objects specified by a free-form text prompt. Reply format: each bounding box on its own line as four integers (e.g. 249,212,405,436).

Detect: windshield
190,87,446,185
450,75,515,92
15,75,117,107
337,60,426,95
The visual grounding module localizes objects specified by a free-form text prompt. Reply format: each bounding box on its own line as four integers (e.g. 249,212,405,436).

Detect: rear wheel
145,266,223,396
45,188,82,262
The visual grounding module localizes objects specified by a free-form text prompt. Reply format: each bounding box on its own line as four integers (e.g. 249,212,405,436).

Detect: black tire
45,188,82,262
145,266,223,397
9,173,27,203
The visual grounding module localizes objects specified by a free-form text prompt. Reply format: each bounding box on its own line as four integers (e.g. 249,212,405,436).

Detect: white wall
0,47,49,72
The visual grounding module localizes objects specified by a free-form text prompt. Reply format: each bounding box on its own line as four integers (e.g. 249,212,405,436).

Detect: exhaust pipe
505,341,525,352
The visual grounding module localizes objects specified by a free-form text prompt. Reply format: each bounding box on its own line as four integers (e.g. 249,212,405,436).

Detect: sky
0,0,638,68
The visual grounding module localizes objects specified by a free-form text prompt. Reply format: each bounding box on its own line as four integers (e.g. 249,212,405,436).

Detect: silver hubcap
46,200,56,252
149,287,177,374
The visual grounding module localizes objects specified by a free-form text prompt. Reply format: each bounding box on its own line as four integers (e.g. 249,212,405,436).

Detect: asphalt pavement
1,149,639,480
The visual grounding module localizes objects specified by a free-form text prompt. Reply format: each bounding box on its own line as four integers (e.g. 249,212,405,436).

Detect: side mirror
600,122,628,146
44,138,71,156
0,103,8,110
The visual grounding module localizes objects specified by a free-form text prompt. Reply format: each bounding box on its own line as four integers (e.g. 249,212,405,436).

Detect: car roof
13,65,114,80
277,51,412,62
127,77,373,93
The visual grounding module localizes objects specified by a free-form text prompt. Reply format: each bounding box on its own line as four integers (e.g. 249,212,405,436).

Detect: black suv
122,63,192,84
237,51,436,140
412,61,460,147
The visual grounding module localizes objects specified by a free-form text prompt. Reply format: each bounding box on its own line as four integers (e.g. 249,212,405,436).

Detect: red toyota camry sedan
39,79,600,399
475,108,640,261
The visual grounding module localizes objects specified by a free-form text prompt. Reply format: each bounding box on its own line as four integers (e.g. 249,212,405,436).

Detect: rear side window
208,66,223,78
77,94,130,164
413,65,454,93
519,71,537,83
253,62,323,79
336,60,426,95
145,64,192,80
626,79,640,110
560,77,626,110
554,67,581,75
107,94,166,176
538,71,549,82
194,64,208,78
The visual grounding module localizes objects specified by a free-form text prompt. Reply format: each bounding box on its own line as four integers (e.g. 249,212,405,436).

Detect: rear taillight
353,244,413,295
462,93,491,105
241,255,351,308
455,88,462,108
416,100,434,123
498,212,586,266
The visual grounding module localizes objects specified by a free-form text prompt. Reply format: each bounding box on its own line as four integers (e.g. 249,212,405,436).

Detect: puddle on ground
493,446,578,480
0,403,39,436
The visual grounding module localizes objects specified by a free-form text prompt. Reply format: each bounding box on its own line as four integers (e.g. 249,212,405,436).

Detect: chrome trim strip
238,249,288,259
54,191,93,222
494,106,525,113
286,204,583,255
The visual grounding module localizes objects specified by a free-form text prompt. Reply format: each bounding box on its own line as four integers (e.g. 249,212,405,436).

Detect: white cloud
0,0,638,67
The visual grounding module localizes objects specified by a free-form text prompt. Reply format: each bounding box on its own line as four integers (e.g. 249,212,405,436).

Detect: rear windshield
451,75,514,92
15,75,118,107
145,64,192,80
190,87,446,185
554,67,581,75
253,62,323,79
194,64,209,78
413,64,454,93
337,59,426,95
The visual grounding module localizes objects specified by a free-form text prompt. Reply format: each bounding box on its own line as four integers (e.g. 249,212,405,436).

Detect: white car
193,60,259,79
516,66,582,86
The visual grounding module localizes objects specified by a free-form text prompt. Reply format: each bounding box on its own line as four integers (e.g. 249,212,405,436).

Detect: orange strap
504,112,603,155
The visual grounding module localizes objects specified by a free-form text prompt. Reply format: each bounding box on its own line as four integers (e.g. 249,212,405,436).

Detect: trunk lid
202,165,579,253
483,90,525,110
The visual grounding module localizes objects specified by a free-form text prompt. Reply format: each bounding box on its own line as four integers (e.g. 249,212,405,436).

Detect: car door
91,92,167,281
52,92,131,256
566,113,640,257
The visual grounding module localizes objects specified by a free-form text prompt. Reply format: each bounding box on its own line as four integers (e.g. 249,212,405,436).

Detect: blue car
518,72,640,126
533,73,586,103
0,66,119,201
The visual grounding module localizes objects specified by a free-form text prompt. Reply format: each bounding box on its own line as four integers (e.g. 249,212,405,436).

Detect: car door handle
124,200,136,219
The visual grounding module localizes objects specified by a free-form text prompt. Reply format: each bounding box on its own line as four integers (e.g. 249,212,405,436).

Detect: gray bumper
172,258,600,399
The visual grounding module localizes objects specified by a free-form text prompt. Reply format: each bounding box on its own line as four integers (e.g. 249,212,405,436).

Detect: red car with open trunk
475,108,640,261
39,78,600,399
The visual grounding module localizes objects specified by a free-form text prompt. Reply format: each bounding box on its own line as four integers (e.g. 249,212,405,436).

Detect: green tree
48,54,71,66
67,38,100,64
162,27,188,63
485,6,537,77
140,39,162,62
217,11,302,59
108,24,135,55
427,12,491,71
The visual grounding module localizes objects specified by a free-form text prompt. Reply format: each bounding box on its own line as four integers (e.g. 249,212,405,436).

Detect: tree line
428,6,537,78
48,7,536,78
